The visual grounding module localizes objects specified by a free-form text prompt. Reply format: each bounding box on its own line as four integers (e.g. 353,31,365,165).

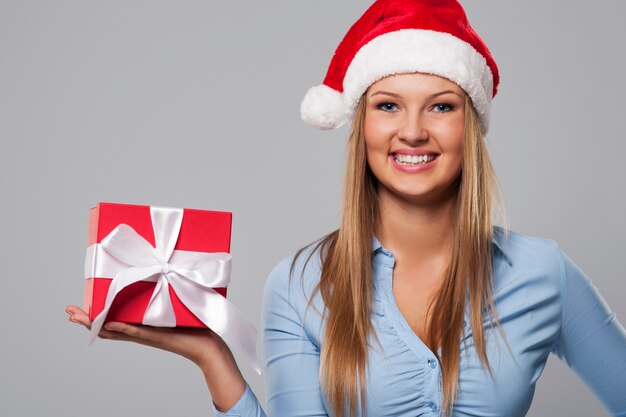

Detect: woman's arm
262,256,329,417
552,247,626,416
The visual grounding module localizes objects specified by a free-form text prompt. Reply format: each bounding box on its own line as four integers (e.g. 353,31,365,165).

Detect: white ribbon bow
86,206,259,373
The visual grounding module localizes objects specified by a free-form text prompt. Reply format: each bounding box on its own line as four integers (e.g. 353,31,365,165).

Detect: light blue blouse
215,227,626,416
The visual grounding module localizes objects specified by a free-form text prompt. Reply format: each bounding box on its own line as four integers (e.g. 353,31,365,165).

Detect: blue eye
377,102,398,112
433,103,453,112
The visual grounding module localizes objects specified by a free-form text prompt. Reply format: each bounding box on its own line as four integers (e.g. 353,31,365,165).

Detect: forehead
367,72,465,97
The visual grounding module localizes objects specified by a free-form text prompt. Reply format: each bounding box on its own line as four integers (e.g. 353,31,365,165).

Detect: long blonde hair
294,92,504,416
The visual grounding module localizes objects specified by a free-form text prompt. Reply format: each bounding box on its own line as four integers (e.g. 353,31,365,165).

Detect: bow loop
151,206,183,262
101,224,163,267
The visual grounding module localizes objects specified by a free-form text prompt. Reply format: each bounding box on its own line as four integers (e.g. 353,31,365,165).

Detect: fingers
65,305,174,351
103,322,144,339
65,305,92,330
65,305,87,316
65,304,166,346
64,306,223,365
101,322,165,346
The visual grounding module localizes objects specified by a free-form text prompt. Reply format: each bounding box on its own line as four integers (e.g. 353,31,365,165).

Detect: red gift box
84,202,231,327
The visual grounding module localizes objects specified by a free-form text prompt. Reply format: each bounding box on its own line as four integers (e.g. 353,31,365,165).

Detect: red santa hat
300,0,499,134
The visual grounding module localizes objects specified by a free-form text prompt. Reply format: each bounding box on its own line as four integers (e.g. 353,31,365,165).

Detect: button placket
425,359,439,414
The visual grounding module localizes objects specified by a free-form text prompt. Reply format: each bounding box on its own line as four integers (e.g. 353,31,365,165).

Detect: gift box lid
88,202,232,252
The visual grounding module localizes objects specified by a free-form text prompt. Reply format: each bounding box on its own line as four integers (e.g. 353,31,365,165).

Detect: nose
398,112,428,145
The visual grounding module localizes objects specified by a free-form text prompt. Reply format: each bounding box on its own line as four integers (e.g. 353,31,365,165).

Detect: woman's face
364,72,466,206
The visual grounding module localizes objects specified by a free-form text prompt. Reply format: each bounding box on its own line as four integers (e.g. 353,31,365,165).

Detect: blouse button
427,359,437,369
427,401,439,412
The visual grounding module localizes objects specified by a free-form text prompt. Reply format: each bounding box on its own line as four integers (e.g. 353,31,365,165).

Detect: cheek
364,139,387,174
436,119,464,155
364,115,393,155
363,135,389,179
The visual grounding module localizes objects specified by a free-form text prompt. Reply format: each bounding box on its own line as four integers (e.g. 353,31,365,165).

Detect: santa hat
300,0,499,133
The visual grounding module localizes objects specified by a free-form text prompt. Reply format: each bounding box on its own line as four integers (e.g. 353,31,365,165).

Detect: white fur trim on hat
300,84,351,130
343,29,494,133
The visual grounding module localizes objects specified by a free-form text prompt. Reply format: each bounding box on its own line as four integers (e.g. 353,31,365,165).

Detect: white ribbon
85,206,259,373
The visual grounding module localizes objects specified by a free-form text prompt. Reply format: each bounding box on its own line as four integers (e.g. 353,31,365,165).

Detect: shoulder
492,226,567,298
494,226,562,273
263,238,326,313
490,228,571,342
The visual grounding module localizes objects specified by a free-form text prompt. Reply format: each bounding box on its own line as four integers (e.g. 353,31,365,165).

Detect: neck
375,188,456,263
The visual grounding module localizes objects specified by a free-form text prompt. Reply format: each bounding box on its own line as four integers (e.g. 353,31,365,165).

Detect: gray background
1,1,624,416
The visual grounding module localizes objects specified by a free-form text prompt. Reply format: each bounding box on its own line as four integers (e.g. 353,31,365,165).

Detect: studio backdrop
0,1,624,416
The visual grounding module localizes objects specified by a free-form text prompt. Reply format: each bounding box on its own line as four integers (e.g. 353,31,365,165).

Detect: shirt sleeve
213,384,265,417
262,256,329,417
552,246,626,416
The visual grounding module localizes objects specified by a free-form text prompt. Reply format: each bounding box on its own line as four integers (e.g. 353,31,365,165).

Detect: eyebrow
369,89,463,99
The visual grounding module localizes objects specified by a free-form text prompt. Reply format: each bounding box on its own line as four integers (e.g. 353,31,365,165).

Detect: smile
393,153,438,166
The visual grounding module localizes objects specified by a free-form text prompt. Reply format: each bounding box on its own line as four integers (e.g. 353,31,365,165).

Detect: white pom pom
300,84,350,130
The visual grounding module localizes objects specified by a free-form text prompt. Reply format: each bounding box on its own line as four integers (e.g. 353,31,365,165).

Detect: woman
66,0,626,416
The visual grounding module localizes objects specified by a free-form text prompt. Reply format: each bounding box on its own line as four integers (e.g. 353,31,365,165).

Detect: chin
383,182,459,206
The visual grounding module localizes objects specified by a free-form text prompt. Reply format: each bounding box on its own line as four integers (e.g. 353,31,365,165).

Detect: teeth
394,154,436,166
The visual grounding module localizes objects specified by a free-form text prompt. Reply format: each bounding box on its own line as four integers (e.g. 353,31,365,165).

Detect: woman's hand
66,304,223,366
65,305,246,412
